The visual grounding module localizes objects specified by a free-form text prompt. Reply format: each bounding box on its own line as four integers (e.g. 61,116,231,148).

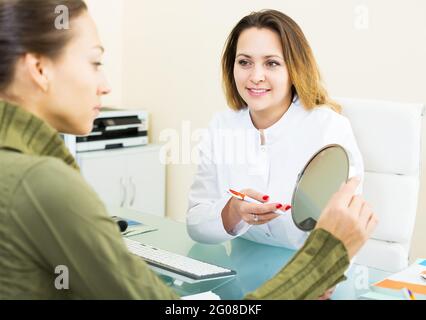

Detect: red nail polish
284,205,292,211
276,204,283,209
262,195,269,201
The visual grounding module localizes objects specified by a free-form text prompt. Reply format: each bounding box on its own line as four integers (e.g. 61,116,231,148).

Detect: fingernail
276,204,283,209
262,195,269,201
284,205,292,211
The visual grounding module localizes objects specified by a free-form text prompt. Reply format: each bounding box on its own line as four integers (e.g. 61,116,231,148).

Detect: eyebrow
236,53,283,60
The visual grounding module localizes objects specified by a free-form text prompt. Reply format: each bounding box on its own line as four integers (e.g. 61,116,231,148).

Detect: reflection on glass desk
111,207,392,300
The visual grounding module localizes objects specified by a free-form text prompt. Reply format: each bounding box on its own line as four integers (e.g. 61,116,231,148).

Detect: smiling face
38,11,111,135
233,27,292,115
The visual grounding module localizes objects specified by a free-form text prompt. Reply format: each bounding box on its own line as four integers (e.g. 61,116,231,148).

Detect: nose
97,73,112,96
249,65,266,85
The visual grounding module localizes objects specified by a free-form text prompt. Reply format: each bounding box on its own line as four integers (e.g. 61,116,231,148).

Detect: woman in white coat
187,9,364,250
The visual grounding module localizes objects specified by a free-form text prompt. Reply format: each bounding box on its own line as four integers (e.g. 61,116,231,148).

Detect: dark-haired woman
0,1,376,299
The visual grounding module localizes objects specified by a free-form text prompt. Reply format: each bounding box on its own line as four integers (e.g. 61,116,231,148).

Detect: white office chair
335,97,424,273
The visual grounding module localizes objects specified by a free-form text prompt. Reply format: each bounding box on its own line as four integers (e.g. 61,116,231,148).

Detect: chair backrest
336,97,424,272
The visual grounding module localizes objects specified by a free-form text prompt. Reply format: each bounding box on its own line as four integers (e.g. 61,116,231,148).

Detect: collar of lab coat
244,95,301,146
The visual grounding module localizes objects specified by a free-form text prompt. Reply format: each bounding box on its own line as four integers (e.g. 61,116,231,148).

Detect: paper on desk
388,261,426,286
358,292,403,300
122,226,158,237
121,218,158,236
181,291,221,300
371,259,426,298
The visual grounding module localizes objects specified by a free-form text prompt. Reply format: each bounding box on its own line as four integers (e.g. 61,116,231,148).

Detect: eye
237,59,252,67
266,60,280,68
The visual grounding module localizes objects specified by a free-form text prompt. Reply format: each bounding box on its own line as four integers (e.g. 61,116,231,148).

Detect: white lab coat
186,96,364,249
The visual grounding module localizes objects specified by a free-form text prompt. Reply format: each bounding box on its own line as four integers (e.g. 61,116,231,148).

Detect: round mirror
291,144,349,231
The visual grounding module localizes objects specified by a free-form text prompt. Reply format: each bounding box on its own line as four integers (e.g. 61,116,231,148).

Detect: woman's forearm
221,198,242,234
244,228,350,300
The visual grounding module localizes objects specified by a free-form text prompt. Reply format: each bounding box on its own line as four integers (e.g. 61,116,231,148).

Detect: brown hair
221,9,341,113
0,0,88,92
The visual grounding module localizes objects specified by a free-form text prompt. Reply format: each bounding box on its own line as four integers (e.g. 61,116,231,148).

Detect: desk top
112,207,390,300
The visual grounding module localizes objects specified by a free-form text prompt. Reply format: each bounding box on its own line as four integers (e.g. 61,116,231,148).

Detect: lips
93,105,101,116
246,88,271,96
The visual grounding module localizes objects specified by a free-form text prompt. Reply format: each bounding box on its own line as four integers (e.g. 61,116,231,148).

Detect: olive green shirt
0,101,349,299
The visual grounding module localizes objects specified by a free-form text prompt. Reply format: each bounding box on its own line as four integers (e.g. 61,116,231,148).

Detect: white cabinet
77,145,165,216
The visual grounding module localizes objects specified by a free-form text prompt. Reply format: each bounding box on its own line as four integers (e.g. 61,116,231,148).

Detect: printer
62,107,149,155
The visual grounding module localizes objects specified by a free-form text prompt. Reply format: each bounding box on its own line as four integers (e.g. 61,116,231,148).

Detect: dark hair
0,0,87,92
222,9,341,113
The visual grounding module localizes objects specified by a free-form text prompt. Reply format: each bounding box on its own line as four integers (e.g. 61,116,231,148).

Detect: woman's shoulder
6,154,105,218
22,157,85,195
0,152,86,212
0,151,60,188
209,108,249,129
306,104,351,127
2,153,83,198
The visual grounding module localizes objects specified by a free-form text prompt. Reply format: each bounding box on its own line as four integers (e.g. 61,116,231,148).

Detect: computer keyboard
124,238,236,281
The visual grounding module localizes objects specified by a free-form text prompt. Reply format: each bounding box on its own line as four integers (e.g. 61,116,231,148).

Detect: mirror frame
290,144,349,231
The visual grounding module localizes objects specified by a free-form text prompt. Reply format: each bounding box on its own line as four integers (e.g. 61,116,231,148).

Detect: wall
86,0,124,107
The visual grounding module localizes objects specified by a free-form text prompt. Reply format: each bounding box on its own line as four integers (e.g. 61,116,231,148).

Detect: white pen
227,189,291,215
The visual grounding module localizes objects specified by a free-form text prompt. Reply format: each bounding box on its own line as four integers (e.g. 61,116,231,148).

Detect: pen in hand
227,189,291,215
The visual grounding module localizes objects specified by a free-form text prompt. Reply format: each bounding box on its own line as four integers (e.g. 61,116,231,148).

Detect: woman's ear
23,53,52,92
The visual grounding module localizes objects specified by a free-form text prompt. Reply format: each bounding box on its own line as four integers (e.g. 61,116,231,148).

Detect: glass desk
111,207,391,300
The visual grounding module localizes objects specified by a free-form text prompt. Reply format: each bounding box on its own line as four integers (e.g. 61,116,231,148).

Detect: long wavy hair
222,9,341,113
